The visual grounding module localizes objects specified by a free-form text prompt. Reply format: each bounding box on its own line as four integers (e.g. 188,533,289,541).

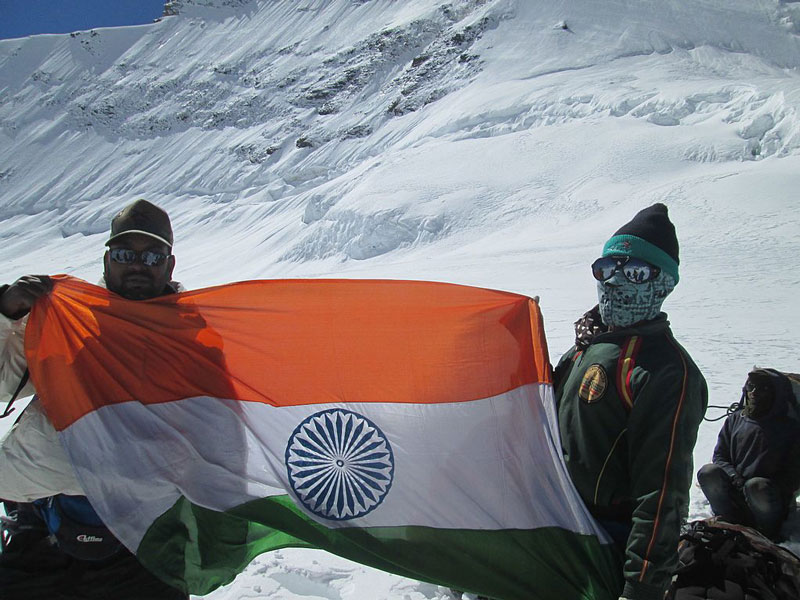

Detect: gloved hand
0,275,52,319
731,474,745,489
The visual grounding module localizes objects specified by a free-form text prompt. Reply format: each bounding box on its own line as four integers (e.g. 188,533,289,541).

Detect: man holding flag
0,199,188,600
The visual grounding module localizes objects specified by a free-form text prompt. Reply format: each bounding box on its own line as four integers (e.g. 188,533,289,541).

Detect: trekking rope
0,369,29,419
0,512,11,552
0,502,47,555
703,391,745,422
0,508,26,554
703,403,741,422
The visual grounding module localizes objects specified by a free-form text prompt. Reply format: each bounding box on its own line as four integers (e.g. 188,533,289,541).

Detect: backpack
753,369,800,420
782,372,800,418
33,495,123,561
666,519,800,600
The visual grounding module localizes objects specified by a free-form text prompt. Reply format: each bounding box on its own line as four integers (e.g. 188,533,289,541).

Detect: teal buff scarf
597,271,676,329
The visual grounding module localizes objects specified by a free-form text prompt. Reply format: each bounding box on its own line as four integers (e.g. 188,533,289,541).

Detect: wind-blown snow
1,0,799,597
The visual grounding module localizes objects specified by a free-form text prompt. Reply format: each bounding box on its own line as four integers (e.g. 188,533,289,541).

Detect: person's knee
697,463,727,491
698,463,718,480
744,477,773,497
742,478,787,538
744,477,788,522
744,478,782,513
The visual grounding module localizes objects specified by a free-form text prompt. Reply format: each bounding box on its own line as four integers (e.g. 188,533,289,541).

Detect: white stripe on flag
61,383,607,550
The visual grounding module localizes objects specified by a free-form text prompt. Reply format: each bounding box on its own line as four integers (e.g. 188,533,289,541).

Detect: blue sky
0,0,166,40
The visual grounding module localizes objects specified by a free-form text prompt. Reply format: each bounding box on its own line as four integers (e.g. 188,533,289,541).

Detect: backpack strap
1,369,29,419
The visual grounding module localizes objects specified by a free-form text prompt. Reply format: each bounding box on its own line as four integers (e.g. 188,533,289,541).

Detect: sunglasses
591,256,661,284
109,248,169,267
744,381,771,394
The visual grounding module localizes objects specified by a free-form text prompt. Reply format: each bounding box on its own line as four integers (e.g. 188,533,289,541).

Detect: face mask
597,270,675,329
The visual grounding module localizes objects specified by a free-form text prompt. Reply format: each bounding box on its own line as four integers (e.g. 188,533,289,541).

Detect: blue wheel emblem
285,409,394,521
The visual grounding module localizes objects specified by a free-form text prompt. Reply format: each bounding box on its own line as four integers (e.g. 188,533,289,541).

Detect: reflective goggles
591,256,661,284
744,381,771,395
109,248,169,267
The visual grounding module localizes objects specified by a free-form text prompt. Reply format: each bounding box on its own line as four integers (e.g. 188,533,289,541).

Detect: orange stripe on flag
25,276,551,431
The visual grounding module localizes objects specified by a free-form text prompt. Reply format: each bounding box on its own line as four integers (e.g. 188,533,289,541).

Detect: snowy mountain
2,0,800,598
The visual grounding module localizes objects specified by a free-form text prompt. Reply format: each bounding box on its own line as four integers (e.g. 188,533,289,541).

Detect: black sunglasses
591,256,661,284
744,381,771,394
109,248,169,267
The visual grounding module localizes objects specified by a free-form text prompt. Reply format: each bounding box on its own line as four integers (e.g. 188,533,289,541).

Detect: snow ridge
2,1,799,238
2,1,800,598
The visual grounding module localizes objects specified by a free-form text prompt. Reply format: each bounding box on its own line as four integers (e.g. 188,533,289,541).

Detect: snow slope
1,0,800,597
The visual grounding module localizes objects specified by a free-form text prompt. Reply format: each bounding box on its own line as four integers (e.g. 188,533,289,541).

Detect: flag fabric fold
25,276,621,599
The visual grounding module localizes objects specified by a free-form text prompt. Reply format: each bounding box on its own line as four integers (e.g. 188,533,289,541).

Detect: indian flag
25,276,622,600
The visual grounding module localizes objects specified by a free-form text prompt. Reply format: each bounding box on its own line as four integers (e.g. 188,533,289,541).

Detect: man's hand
731,474,745,489
0,275,52,319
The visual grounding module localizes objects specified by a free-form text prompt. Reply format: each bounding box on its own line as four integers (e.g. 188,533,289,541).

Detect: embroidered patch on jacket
579,364,608,404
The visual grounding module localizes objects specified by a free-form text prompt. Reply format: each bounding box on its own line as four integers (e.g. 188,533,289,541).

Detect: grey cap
106,199,173,248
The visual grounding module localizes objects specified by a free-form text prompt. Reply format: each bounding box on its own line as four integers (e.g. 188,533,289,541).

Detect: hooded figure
554,203,708,600
742,370,775,419
698,369,800,540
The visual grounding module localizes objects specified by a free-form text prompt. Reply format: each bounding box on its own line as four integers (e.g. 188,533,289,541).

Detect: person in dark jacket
554,203,708,600
697,369,800,540
0,199,188,600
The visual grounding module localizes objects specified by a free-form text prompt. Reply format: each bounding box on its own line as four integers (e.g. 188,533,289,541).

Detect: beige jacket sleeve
0,314,84,500
0,313,33,406
0,398,84,500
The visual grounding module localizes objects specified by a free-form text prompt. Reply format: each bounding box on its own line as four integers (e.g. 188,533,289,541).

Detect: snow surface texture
1,0,800,597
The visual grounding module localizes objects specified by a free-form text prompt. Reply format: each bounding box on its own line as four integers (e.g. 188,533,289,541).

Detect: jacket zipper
594,427,627,505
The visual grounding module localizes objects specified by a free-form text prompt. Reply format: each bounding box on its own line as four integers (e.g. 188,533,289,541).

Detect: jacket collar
574,305,670,349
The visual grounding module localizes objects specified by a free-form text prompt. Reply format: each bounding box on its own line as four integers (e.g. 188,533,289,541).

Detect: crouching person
698,369,800,540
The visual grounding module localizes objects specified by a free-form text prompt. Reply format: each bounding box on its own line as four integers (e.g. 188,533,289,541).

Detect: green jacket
554,312,707,600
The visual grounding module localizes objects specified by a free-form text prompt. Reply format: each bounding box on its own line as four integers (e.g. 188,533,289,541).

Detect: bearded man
0,199,188,600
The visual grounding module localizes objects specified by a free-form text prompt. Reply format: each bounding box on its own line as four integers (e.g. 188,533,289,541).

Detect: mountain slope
1,1,800,598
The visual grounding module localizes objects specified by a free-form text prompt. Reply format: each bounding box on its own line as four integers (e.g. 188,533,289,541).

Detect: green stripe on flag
138,496,623,600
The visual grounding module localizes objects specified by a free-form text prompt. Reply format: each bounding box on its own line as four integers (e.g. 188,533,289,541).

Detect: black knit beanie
602,203,680,282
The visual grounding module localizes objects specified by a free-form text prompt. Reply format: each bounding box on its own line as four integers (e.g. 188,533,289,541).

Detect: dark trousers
1,503,188,600
697,463,789,539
